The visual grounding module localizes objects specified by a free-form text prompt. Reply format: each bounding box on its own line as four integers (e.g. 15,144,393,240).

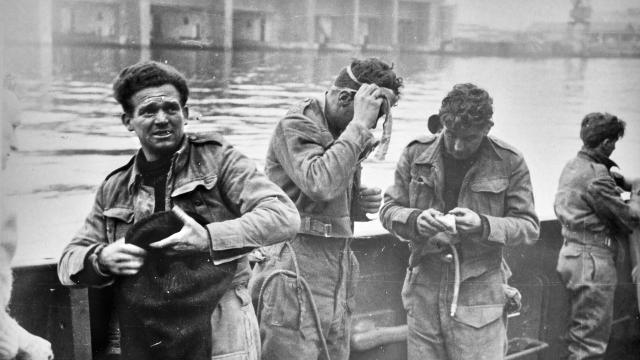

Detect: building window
97,12,103,21
183,17,189,25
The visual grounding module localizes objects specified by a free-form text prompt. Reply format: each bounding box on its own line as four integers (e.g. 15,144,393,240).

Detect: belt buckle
323,223,332,237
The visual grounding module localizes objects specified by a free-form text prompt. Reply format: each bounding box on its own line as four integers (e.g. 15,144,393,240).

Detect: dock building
3,0,455,52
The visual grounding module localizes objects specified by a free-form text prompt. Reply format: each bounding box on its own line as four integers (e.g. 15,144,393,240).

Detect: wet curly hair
580,112,625,149
113,61,189,115
439,83,493,130
334,58,403,96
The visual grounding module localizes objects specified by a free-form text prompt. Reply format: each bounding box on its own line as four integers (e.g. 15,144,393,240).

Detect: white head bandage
345,64,362,86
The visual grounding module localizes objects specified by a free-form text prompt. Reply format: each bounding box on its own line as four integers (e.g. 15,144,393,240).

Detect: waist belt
299,214,353,238
562,228,615,250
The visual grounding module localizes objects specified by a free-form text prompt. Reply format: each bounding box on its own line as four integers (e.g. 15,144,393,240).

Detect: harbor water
3,46,640,265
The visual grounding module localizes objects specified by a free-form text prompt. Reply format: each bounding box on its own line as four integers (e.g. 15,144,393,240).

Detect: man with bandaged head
381,83,539,359
250,58,401,360
555,113,639,359
57,61,299,360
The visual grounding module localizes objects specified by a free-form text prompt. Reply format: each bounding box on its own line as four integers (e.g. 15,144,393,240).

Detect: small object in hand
436,213,457,234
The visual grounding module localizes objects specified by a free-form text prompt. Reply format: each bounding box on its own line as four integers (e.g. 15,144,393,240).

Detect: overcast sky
454,0,639,30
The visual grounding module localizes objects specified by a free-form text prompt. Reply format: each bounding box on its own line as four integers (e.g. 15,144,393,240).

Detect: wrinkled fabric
251,236,358,360
556,242,616,360
554,149,640,240
254,96,374,360
403,263,507,360
264,96,376,238
554,149,639,360
210,285,261,360
57,132,299,359
58,132,299,288
380,133,539,360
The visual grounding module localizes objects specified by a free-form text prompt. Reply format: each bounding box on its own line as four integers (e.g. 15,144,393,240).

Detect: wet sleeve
587,176,640,234
57,185,114,288
273,115,375,202
380,147,423,241
206,145,300,260
483,155,540,246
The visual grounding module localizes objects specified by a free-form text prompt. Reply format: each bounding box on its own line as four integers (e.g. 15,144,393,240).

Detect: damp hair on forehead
439,83,493,130
113,60,189,115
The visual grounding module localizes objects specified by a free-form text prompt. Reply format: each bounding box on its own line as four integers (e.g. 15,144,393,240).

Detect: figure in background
380,83,540,360
2,75,21,168
1,75,53,360
57,61,299,360
555,112,639,360
250,58,401,360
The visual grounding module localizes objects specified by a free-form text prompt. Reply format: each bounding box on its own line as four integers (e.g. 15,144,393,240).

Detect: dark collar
578,147,618,170
128,136,188,193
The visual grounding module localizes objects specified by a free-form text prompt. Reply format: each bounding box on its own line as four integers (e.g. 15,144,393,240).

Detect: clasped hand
359,186,382,214
98,206,210,276
416,207,482,241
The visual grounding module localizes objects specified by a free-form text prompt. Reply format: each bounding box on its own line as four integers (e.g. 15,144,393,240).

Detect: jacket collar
127,135,189,194
578,147,618,170
414,133,501,166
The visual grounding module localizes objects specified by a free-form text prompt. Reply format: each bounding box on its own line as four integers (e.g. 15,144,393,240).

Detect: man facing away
380,83,540,360
555,112,639,360
250,58,402,360
57,61,300,360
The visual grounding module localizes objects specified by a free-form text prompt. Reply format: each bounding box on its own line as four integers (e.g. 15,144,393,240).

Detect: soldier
380,83,540,359
555,112,639,359
251,58,402,360
57,61,300,360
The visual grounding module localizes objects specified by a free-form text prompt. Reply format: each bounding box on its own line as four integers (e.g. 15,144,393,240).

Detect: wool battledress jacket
58,132,300,288
380,133,540,325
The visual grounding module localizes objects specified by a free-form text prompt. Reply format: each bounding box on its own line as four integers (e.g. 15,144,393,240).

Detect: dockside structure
3,0,455,52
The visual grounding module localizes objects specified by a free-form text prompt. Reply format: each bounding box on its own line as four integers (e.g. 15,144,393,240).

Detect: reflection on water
3,45,640,262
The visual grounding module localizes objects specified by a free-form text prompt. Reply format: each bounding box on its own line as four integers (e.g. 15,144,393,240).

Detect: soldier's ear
182,106,189,121
483,121,494,135
337,90,354,106
121,113,134,131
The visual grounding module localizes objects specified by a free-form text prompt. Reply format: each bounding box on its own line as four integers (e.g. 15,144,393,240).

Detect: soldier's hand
149,205,210,254
98,239,146,276
416,208,448,238
448,207,483,234
352,83,384,129
359,186,382,214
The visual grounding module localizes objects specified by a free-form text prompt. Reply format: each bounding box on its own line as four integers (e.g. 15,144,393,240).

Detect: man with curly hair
555,113,639,359
57,61,300,360
380,83,540,359
250,58,401,360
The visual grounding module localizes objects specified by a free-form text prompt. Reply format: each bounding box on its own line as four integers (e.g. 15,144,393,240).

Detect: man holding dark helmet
57,61,299,360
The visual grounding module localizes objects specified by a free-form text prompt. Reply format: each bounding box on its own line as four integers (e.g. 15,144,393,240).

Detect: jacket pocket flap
171,175,217,197
103,208,134,223
470,178,508,193
460,257,501,281
454,304,503,329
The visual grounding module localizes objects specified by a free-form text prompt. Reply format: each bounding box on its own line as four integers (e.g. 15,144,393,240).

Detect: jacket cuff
473,215,496,246
343,121,375,151
484,215,506,246
207,222,258,255
70,244,113,286
392,209,422,240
